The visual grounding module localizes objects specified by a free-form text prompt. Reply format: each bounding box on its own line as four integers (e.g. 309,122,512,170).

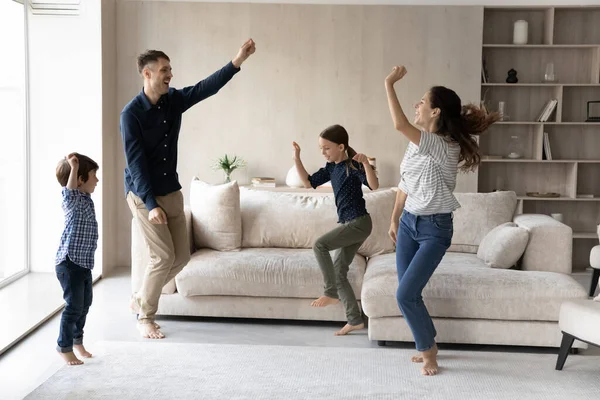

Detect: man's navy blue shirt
120,61,240,211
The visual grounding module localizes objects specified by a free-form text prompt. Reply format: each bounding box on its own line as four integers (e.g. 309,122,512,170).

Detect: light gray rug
26,341,599,400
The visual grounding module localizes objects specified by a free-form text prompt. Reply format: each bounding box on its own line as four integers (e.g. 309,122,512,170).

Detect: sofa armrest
513,214,572,274
130,206,194,294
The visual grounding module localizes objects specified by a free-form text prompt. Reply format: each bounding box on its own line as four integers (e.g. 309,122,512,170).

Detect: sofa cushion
449,191,517,253
477,222,529,269
175,248,366,299
361,252,587,321
190,179,241,251
239,188,396,256
358,189,396,257
240,189,338,249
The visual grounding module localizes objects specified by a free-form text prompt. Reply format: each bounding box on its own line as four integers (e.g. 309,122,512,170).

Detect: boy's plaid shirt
55,188,98,269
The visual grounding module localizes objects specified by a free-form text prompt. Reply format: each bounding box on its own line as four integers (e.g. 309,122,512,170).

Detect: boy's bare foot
411,343,438,363
129,296,160,329
311,296,340,307
58,351,84,366
73,344,92,358
334,322,365,336
420,345,439,376
137,322,165,339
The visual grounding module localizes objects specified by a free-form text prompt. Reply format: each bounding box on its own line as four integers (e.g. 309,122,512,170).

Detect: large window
0,0,28,287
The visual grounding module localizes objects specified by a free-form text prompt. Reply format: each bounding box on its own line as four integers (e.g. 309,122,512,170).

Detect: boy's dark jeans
56,256,93,353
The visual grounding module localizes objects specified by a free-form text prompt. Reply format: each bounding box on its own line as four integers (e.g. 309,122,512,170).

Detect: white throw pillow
476,222,529,269
189,179,241,251
357,189,396,258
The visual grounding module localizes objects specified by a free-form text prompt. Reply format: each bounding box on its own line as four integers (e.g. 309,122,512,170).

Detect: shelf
573,232,597,239
483,159,600,163
494,122,600,126
518,196,600,201
483,44,600,48
482,83,600,87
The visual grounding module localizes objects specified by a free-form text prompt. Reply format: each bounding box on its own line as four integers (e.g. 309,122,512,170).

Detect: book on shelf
542,131,552,160
251,177,276,187
577,194,595,199
536,99,558,122
481,57,490,84
482,155,503,160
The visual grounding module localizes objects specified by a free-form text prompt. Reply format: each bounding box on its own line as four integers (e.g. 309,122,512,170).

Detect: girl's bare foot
73,344,92,358
311,296,340,307
58,351,84,366
420,345,439,376
137,322,165,339
411,343,437,363
334,323,364,336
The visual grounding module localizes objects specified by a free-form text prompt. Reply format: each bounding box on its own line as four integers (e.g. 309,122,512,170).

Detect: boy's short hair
137,50,170,74
56,153,99,187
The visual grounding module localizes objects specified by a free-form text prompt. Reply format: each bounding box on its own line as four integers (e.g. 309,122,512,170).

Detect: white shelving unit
479,6,600,271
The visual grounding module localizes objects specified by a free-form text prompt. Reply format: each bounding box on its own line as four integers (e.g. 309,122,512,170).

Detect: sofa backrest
449,191,517,253
187,180,517,256
239,187,396,258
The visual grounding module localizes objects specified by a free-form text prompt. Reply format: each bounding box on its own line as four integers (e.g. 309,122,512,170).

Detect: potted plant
212,154,246,183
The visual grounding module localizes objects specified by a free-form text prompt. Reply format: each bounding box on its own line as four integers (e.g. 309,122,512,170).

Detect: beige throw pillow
476,222,529,269
189,179,241,251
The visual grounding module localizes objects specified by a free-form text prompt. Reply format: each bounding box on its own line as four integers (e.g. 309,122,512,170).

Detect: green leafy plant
211,154,246,183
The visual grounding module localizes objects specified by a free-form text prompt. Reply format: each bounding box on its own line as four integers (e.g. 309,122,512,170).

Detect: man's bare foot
58,351,84,366
137,322,165,339
420,345,439,376
334,323,365,336
73,344,92,358
411,343,438,363
311,296,340,307
129,296,160,329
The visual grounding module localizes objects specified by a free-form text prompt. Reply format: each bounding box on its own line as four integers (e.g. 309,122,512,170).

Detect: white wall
108,1,483,267
28,0,103,273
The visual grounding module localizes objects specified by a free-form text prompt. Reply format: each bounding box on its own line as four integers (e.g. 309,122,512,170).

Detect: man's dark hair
137,50,170,74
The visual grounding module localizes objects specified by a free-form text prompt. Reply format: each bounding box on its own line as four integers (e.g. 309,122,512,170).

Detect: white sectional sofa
131,180,588,348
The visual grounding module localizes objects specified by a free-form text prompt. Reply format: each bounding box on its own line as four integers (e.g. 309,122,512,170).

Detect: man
121,39,256,339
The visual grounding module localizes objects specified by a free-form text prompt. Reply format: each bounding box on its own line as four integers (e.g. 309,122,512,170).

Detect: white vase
285,166,305,188
513,20,528,45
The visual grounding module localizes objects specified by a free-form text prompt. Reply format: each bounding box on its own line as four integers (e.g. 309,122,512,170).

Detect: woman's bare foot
420,345,439,376
311,296,340,307
334,323,365,336
137,322,165,339
129,297,160,329
411,343,438,363
73,344,92,358
58,351,84,366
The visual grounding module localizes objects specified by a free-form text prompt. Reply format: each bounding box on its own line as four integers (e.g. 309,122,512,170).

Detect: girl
293,124,379,336
385,66,499,376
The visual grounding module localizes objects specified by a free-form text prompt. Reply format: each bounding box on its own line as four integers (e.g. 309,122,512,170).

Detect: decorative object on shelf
498,101,506,121
506,69,518,84
211,154,246,183
285,166,305,188
507,135,522,159
526,192,560,198
513,20,528,44
550,213,564,223
543,62,557,83
586,101,600,122
252,177,276,188
480,89,490,114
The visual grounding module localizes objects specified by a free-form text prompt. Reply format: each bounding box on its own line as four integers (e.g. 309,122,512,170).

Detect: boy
54,152,99,365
